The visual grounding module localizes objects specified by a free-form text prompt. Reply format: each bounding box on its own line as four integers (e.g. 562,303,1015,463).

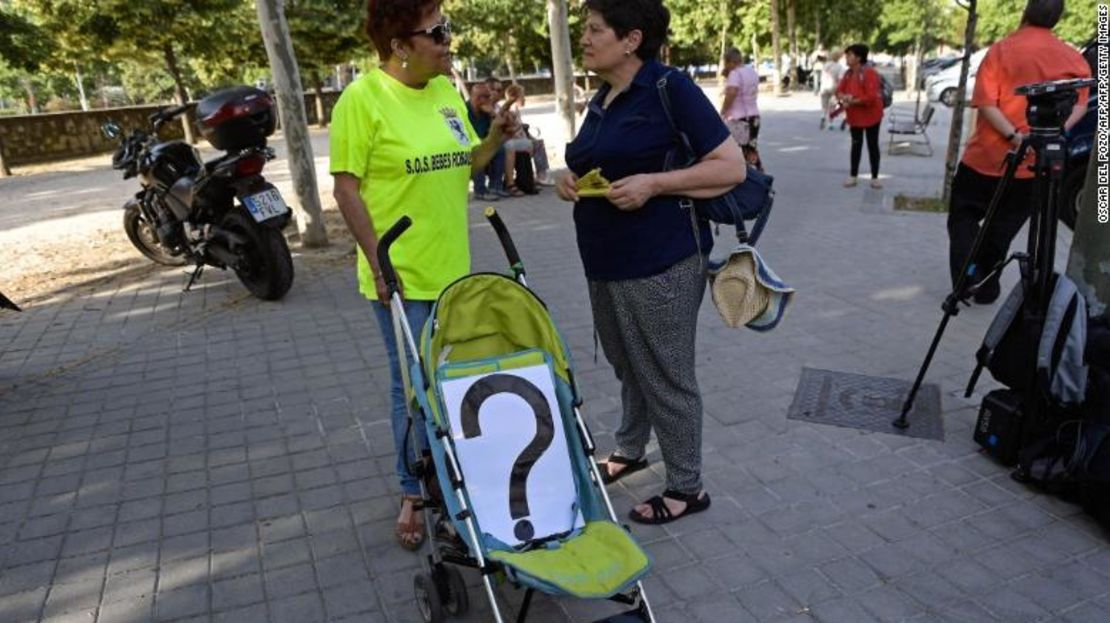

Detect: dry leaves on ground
3,206,357,310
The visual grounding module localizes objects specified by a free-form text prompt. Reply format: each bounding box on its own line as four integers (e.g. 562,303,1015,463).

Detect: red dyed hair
364,0,441,59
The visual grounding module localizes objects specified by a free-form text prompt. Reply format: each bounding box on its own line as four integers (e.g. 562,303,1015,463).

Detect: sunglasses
408,20,452,45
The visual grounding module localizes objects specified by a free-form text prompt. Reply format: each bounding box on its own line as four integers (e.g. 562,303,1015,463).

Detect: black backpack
514,152,538,195
967,273,1088,408
878,73,894,108
1018,331,1110,530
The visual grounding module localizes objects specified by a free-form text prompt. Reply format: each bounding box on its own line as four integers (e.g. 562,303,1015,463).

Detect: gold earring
401,56,409,69
624,49,631,56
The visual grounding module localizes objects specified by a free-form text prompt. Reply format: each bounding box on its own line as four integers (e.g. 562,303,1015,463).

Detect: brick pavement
1,93,1108,622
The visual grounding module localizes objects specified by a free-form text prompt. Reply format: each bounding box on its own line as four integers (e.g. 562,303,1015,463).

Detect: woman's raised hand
491,107,520,143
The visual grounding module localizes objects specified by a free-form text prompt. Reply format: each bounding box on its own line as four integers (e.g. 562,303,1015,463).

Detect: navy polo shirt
466,101,492,138
566,61,730,281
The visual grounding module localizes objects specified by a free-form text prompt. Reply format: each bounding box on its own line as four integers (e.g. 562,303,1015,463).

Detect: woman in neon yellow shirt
330,0,515,551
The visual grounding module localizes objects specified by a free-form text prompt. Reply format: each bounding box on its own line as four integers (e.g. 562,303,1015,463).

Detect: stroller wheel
441,565,469,616
414,573,445,622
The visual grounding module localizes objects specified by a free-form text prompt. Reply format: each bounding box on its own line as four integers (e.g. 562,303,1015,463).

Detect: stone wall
0,77,654,167
0,91,346,167
0,105,194,167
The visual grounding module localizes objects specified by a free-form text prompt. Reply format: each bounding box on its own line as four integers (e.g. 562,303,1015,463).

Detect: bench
887,103,935,157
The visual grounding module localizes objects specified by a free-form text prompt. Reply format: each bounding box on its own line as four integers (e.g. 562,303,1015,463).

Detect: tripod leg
895,144,1030,430
894,313,952,428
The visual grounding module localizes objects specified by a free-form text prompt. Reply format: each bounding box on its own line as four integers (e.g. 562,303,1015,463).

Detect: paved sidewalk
1,93,1108,623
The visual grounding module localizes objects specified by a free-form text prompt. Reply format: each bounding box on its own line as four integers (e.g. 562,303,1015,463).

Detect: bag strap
655,71,750,245
966,283,1027,398
656,72,696,169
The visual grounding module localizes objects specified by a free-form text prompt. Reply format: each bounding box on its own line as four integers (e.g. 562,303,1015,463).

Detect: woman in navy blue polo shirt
555,0,745,525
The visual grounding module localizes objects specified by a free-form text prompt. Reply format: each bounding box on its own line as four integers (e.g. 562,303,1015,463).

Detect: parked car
925,49,987,106
919,56,963,88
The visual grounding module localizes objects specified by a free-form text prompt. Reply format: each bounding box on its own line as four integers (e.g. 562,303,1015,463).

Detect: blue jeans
471,148,506,194
371,299,434,496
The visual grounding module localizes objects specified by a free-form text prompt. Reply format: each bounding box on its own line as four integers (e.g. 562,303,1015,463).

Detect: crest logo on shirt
440,107,471,147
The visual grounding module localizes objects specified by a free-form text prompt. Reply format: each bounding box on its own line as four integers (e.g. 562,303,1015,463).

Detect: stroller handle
377,216,412,297
484,207,525,279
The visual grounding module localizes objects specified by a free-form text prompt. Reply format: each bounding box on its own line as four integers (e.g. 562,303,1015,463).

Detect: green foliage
0,6,48,71
978,0,1095,45
286,0,366,86
444,0,550,76
877,0,948,54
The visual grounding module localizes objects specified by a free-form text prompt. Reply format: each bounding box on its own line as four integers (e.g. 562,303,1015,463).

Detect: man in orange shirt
947,0,1090,304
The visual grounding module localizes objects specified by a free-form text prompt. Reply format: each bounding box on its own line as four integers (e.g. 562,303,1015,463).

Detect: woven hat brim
710,254,771,328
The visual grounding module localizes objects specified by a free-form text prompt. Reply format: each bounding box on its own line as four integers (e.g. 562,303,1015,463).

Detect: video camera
1015,78,1097,129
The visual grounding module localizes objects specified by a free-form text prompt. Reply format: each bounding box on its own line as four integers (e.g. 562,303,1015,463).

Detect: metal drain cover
787,368,944,441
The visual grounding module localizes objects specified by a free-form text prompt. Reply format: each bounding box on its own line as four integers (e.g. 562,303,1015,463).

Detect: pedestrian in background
465,82,507,202
818,51,843,130
836,43,884,189
719,47,762,170
501,83,535,196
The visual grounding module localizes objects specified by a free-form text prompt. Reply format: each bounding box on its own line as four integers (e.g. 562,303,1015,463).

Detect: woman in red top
836,43,884,189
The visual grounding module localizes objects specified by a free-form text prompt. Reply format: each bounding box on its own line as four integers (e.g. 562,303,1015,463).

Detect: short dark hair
724,47,743,64
484,76,502,87
845,43,869,63
583,0,670,61
364,0,440,59
1022,0,1064,28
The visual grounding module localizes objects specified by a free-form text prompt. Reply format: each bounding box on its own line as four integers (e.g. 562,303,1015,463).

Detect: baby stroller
377,208,655,623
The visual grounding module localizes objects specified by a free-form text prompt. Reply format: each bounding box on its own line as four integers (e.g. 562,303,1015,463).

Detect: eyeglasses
408,20,451,45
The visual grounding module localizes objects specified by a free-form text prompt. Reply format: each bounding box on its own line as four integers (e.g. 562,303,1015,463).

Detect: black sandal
597,454,649,485
628,489,711,525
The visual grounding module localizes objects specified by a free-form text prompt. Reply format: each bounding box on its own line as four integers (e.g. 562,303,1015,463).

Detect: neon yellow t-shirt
329,68,478,301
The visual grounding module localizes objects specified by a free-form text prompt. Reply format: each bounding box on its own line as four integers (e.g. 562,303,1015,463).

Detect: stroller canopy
423,274,574,398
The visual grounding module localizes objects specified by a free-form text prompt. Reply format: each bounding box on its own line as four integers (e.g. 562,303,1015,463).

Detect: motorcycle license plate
243,188,289,223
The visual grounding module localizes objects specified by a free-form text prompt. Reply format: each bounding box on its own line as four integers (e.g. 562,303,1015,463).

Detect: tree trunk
0,137,11,177
162,44,196,144
911,33,925,116
770,0,784,95
717,0,731,87
98,75,110,108
1067,156,1110,317
787,0,798,85
255,0,328,248
751,33,761,66
505,55,518,83
312,71,327,128
815,11,822,52
21,77,37,114
74,65,89,112
942,0,977,205
547,0,576,141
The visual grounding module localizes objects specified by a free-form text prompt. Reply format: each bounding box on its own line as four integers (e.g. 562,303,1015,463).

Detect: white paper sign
440,364,585,546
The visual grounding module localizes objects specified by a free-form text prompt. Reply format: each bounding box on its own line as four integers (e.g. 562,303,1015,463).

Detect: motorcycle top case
196,86,275,151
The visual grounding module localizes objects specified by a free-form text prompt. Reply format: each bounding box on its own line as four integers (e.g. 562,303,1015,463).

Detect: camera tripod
894,79,1095,440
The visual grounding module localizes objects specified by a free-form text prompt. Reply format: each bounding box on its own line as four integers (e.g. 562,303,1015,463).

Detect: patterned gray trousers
588,253,707,494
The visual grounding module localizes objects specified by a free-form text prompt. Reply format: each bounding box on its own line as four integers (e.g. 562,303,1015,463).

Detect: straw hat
708,245,795,331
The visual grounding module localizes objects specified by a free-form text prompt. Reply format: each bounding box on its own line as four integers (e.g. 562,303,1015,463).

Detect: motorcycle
103,86,294,300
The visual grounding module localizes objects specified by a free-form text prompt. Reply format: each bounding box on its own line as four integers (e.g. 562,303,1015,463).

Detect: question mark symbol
460,373,555,542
